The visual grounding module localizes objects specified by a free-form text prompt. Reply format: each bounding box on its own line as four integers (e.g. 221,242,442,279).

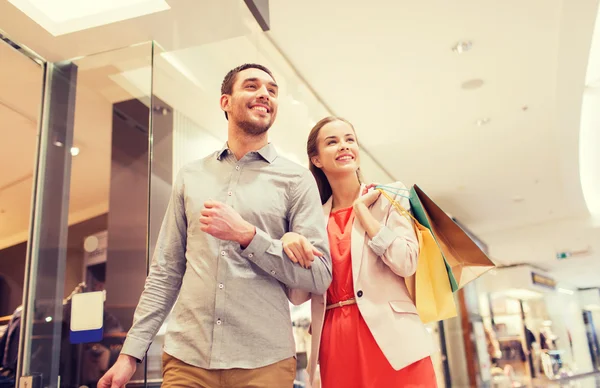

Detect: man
98,64,332,388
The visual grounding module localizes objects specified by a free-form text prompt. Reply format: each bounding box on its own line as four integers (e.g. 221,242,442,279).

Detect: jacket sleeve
367,182,420,277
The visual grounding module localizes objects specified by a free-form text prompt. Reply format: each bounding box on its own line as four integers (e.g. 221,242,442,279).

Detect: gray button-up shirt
121,143,332,369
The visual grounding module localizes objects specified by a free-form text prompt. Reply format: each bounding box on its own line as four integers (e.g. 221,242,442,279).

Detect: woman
285,116,436,388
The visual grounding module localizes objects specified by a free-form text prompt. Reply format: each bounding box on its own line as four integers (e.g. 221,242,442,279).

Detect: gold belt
326,298,357,310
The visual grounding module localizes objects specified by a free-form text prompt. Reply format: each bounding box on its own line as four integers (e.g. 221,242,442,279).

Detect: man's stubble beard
238,119,272,136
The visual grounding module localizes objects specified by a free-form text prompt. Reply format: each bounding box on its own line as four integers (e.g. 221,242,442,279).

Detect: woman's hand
354,183,381,209
281,232,323,269
353,183,383,239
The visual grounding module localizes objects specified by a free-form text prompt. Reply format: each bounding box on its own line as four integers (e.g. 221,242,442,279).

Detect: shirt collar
216,142,278,164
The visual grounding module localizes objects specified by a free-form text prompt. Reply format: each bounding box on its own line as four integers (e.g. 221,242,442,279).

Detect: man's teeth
252,106,267,112
337,156,353,160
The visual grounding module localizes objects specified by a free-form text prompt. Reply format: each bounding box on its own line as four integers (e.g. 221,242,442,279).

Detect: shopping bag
378,189,457,324
409,185,495,291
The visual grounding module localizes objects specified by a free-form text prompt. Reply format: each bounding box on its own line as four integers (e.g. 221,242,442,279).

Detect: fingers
363,183,378,194
284,245,299,264
97,374,111,388
200,208,215,217
300,239,316,268
312,247,324,257
290,244,309,268
203,199,221,209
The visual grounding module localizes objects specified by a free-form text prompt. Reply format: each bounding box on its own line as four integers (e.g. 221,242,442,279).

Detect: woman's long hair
307,116,362,204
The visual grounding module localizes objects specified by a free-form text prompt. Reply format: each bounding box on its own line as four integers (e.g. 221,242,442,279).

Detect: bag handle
377,188,419,224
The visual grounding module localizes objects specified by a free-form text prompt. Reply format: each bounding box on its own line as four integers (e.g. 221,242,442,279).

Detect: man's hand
98,354,137,388
199,200,255,247
281,232,323,269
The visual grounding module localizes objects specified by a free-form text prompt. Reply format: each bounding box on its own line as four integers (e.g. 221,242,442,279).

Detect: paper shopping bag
378,190,457,324
409,185,495,291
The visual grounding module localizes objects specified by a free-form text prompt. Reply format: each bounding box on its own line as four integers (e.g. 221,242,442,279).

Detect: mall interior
0,1,600,387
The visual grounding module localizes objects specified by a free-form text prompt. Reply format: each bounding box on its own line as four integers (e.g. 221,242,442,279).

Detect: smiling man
98,64,332,388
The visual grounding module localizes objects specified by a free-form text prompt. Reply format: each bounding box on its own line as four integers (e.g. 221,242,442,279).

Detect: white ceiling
0,0,599,287
266,0,600,287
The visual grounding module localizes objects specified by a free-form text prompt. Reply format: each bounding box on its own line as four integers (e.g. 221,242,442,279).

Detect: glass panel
0,37,44,388
18,42,153,388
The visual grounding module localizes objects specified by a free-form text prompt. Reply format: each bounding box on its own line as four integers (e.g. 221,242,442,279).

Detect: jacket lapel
350,184,366,286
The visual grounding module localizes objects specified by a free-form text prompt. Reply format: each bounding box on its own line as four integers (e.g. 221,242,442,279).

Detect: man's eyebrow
242,78,278,89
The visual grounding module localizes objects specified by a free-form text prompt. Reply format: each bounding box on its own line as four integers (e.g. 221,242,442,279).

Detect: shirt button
218,283,224,289
216,319,222,325
270,270,276,275
221,251,226,256
235,165,240,171
357,290,363,298
248,253,254,258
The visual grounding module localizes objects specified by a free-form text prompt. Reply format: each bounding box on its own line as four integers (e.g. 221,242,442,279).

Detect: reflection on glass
18,42,153,387
0,38,44,388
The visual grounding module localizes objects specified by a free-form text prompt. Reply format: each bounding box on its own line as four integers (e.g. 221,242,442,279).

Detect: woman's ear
311,156,323,168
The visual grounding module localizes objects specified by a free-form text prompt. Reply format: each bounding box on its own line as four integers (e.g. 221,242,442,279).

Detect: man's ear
220,94,231,116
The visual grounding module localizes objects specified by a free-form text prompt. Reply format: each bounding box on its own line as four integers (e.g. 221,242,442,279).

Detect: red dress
319,206,437,388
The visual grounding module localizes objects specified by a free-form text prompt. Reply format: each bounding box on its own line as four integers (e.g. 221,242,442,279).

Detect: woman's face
312,120,360,176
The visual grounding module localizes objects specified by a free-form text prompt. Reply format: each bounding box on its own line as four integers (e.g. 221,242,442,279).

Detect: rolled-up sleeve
368,182,420,278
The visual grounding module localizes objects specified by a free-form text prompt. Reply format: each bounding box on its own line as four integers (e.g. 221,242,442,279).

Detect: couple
99,63,436,388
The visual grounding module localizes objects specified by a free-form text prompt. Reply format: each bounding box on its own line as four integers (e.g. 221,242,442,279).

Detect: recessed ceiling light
461,79,484,90
452,41,473,54
70,146,80,156
8,0,171,36
476,118,491,126
557,288,575,295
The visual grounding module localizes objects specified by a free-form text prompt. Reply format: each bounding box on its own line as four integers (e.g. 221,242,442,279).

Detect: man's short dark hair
221,63,275,120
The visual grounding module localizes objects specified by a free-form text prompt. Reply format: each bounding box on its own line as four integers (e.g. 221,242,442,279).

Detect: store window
476,266,596,387
12,42,153,388
0,35,44,386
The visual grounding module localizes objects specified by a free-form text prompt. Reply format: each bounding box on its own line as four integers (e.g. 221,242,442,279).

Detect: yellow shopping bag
379,189,457,324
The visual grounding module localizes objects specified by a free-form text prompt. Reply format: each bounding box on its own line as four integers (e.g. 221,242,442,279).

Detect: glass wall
0,34,44,388
16,42,153,388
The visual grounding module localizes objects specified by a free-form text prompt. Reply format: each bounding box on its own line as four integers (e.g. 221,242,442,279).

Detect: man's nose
256,84,270,99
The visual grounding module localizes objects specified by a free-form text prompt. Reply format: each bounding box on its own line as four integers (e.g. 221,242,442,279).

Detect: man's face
222,68,278,135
